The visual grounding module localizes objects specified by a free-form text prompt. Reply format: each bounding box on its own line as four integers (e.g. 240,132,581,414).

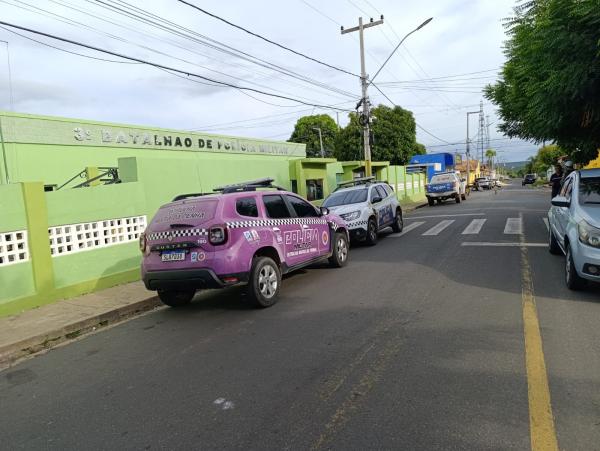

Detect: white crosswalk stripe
389,221,425,237
461,219,487,235
503,217,522,235
422,220,455,236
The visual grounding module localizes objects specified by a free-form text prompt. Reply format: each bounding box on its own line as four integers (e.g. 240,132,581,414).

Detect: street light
312,127,324,158
0,40,13,185
369,17,433,85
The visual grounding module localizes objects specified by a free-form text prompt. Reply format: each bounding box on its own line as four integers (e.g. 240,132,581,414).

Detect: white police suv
322,177,403,245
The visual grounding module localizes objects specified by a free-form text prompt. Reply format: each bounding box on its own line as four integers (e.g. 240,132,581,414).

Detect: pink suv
140,179,349,308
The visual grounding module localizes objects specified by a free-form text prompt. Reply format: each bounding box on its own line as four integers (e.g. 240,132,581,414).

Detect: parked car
322,177,402,245
548,169,600,290
474,177,492,190
140,178,349,308
522,174,537,186
426,172,467,206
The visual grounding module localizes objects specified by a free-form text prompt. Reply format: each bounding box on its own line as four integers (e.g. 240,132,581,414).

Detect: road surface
1,181,599,450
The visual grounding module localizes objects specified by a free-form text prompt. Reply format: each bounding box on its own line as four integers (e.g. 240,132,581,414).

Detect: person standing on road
549,165,563,198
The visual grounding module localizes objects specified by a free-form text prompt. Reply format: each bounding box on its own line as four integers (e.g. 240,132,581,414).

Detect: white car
426,172,467,206
322,177,403,245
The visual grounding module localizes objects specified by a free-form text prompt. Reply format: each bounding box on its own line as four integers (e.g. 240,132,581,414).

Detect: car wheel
461,193,466,200
565,244,586,290
455,193,461,204
365,218,378,246
329,232,349,268
427,197,435,206
157,289,195,307
548,226,561,255
248,256,281,308
391,209,403,233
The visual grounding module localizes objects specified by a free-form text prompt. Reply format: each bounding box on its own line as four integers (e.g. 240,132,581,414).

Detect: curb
0,296,161,369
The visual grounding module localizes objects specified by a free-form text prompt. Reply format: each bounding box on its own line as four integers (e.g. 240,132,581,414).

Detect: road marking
504,217,523,234
388,221,424,237
407,213,485,220
461,242,546,247
542,218,549,231
461,219,487,235
519,213,559,451
422,220,455,236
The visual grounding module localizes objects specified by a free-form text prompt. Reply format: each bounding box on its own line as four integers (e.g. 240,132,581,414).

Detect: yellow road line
519,213,559,451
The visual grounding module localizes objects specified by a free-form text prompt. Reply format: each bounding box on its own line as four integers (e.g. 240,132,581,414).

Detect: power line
0,20,354,112
370,82,454,144
177,0,359,78
87,0,357,99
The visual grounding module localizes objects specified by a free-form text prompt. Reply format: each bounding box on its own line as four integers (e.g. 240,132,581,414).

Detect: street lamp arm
369,17,433,85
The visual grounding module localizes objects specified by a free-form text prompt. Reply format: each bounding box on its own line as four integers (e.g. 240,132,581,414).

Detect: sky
0,0,540,163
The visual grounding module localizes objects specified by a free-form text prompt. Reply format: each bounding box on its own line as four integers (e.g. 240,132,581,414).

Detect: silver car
322,177,403,245
548,169,600,289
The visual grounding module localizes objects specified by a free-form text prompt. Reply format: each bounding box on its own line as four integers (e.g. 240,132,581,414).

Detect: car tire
548,226,561,255
365,218,378,246
455,193,461,204
248,256,281,308
158,289,195,307
461,193,466,200
565,243,586,290
391,208,403,233
427,197,435,206
329,232,349,268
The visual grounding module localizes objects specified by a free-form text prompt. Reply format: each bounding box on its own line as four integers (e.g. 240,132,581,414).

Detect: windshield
431,174,455,184
579,176,600,204
323,189,368,207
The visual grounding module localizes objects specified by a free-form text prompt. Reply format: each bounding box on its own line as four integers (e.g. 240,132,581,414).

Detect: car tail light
209,225,228,245
139,232,147,253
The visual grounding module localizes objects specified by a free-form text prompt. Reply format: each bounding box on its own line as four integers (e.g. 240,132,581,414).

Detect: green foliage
288,114,338,157
485,0,600,165
533,144,563,174
334,105,421,164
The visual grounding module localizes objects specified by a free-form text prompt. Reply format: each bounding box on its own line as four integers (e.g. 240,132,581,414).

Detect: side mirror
551,196,570,208
372,196,382,204
319,206,330,216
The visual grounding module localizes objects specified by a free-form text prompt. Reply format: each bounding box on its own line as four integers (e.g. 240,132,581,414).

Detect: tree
532,144,563,175
335,105,421,164
485,0,600,165
288,114,338,158
485,149,497,169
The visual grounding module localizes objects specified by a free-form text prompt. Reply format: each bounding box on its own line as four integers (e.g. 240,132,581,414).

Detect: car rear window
579,176,600,204
323,189,367,207
236,197,258,217
431,174,455,183
263,195,291,218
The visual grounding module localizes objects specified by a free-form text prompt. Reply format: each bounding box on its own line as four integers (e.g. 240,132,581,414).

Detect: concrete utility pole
312,127,324,158
466,110,480,187
341,16,384,177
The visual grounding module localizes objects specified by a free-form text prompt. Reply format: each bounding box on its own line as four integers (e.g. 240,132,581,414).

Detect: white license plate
161,251,186,262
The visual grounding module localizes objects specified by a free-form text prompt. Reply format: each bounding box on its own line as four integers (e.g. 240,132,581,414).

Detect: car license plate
161,250,185,262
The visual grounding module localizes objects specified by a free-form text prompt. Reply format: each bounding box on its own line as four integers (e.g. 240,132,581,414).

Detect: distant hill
503,161,528,170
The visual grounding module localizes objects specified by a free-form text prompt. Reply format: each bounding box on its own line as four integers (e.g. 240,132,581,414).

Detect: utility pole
312,127,324,158
466,110,480,188
341,16,384,177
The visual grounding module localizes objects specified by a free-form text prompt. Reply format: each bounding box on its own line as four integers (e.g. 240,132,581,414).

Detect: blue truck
426,172,467,206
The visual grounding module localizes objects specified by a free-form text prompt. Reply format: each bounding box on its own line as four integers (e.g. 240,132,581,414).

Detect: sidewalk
401,200,428,213
0,282,160,369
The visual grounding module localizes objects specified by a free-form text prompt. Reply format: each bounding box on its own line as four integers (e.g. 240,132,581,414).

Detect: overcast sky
0,0,538,162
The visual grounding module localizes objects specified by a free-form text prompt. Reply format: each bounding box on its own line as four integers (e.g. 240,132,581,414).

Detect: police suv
322,177,403,245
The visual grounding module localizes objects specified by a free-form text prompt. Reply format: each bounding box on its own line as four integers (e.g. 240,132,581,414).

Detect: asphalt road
1,180,599,450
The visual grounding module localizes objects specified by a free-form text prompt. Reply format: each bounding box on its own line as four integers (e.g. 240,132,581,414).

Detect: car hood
578,204,600,228
327,203,367,216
